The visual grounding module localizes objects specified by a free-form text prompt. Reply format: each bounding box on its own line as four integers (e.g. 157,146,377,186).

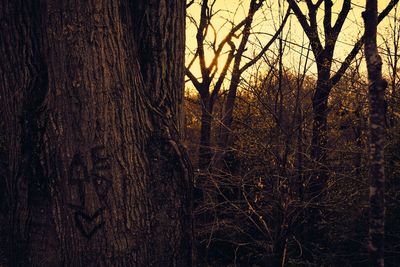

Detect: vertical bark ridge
0,1,54,265
43,1,154,265
132,1,193,265
2,0,192,266
364,1,387,265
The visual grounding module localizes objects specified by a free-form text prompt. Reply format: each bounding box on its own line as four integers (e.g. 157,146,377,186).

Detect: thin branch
186,49,199,70
187,0,195,8
207,18,247,71
211,41,236,104
331,0,400,85
185,68,202,92
240,7,291,73
286,0,311,35
331,0,351,41
287,0,323,55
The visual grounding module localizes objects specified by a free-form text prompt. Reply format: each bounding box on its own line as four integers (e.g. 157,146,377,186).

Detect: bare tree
285,0,399,258
186,0,290,171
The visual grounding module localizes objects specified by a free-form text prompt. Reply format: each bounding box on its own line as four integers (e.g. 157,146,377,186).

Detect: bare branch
286,0,311,34
331,0,351,40
211,41,236,103
323,0,333,38
240,7,291,73
207,17,247,72
331,36,364,86
331,0,400,85
186,49,199,70
231,0,264,71
197,0,209,78
187,0,194,8
185,68,202,92
378,0,399,22
287,0,323,55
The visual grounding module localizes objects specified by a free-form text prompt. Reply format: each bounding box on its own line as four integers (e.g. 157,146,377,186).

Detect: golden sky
186,0,399,90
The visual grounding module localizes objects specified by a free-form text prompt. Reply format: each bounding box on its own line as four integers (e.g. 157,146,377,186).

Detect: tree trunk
364,1,388,266
309,83,330,203
303,73,332,261
217,73,241,167
198,94,214,171
0,1,47,265
0,1,192,266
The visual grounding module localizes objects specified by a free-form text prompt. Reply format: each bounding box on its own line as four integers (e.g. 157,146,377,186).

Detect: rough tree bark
0,0,192,266
363,1,388,266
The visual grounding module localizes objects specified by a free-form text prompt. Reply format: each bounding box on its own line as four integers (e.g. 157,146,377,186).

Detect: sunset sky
185,0,399,91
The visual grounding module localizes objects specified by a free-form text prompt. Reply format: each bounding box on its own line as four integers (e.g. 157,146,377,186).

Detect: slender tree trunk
198,94,214,171
0,1,192,266
354,110,364,179
218,73,240,158
217,0,261,159
309,71,332,194
309,100,329,199
364,1,388,266
303,73,332,261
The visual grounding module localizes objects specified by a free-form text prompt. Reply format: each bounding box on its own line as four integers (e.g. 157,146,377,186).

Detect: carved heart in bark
74,208,105,239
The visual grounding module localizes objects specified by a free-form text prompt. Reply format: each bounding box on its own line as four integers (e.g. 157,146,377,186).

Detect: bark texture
363,1,388,266
0,0,192,266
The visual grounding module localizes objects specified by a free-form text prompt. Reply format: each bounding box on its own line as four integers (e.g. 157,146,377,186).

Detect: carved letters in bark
67,145,113,239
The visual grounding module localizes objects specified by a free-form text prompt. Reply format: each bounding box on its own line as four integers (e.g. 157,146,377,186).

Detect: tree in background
285,0,399,260
382,4,400,128
382,6,400,264
0,0,192,266
186,0,289,171
364,0,388,265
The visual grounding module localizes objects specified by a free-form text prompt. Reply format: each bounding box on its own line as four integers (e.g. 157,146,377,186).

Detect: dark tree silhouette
285,0,399,260
186,0,289,171
364,1,387,266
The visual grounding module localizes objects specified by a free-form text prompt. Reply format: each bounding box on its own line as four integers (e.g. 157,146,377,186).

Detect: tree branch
323,0,333,38
197,0,209,79
287,0,323,56
240,7,291,73
207,18,247,71
211,41,236,104
331,0,400,85
286,0,312,35
331,0,351,40
185,68,202,92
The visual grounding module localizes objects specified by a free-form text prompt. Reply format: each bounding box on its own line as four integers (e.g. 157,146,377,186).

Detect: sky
185,0,399,92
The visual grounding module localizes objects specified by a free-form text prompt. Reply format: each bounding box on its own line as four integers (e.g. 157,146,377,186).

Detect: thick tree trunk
0,1,49,265
364,1,387,266
0,1,192,266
